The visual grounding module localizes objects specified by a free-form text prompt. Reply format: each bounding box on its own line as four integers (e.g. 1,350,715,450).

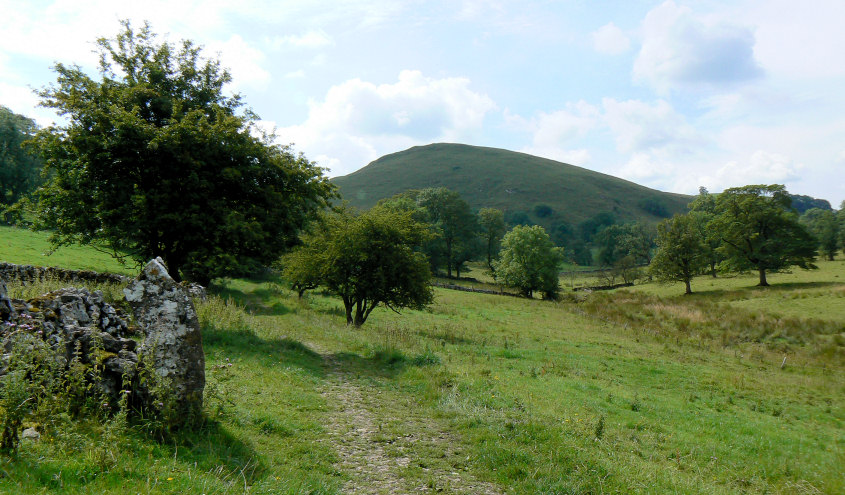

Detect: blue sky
1,0,843,206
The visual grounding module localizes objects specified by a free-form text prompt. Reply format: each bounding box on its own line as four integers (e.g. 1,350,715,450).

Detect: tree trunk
161,255,183,282
758,267,769,286
446,239,453,278
344,301,353,325
710,262,717,278
684,278,692,295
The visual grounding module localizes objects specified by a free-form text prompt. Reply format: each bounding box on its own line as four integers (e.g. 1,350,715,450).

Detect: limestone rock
124,258,205,421
21,428,40,441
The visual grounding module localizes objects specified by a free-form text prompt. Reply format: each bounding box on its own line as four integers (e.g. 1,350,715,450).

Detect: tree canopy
0,106,44,222
687,187,723,277
478,207,505,272
800,208,840,261
282,206,433,326
493,225,564,299
27,22,333,283
710,184,816,286
650,213,709,294
417,187,478,278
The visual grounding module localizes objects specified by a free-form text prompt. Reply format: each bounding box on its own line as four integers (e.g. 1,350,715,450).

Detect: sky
1,0,843,206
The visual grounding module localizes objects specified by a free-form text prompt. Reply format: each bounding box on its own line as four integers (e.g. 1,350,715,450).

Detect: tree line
650,185,843,294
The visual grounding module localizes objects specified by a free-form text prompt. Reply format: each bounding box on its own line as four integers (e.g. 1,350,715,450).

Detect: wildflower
167,477,174,481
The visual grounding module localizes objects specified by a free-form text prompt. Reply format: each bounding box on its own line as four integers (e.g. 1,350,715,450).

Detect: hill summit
332,143,691,228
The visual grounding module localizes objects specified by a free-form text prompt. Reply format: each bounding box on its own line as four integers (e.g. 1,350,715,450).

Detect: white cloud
517,102,598,147
272,30,334,49
602,98,703,154
704,150,803,191
592,22,630,55
748,0,845,78
508,101,598,165
616,152,676,183
208,35,271,91
279,70,497,175
633,1,762,92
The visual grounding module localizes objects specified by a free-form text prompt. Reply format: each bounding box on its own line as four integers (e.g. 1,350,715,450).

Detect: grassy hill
332,143,693,227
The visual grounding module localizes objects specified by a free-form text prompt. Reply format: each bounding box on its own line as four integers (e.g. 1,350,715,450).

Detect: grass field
0,228,843,494
0,225,136,275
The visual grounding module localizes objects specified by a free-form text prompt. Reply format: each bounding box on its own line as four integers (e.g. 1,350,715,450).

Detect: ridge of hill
332,143,692,228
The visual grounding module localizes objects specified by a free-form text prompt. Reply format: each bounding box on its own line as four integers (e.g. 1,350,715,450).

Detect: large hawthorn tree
27,22,333,283
711,184,816,286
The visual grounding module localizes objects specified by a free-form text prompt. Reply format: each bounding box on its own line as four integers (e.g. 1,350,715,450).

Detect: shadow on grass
684,281,842,301
170,418,268,484
203,324,325,378
0,416,267,492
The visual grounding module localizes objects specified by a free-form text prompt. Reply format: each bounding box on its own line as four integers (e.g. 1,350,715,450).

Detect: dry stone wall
0,259,206,426
0,261,131,285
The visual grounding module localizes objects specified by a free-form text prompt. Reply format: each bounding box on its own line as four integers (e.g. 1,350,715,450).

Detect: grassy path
314,343,502,494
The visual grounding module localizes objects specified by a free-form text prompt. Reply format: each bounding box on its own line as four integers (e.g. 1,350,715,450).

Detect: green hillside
332,143,692,227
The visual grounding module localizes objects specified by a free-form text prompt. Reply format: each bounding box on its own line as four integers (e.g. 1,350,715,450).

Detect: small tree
688,187,723,277
282,207,433,326
418,188,478,278
493,225,564,299
711,184,817,286
800,208,840,261
478,207,506,272
650,213,709,294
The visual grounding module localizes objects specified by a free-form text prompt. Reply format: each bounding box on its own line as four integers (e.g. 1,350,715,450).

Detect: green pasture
0,227,842,494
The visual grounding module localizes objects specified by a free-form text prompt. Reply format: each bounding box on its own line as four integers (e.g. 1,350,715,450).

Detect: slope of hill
332,143,692,227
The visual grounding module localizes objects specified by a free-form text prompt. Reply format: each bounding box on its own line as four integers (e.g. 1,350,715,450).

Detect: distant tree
493,225,564,299
26,22,334,283
417,187,478,278
278,231,324,298
800,208,840,261
478,208,506,272
0,106,44,222
505,210,531,226
533,203,554,218
650,213,710,294
711,185,817,286
688,187,723,277
578,211,616,243
840,201,845,256
788,194,832,214
281,207,433,326
567,240,594,266
637,197,670,218
595,222,655,267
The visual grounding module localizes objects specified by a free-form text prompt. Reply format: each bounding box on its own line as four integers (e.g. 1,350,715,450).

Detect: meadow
0,228,842,494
